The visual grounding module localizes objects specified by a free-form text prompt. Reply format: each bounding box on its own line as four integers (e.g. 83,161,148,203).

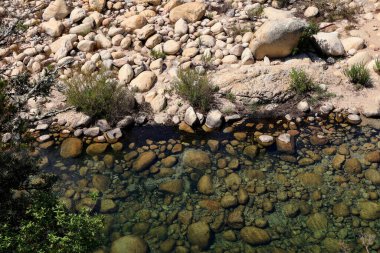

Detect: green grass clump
65,69,135,122
289,68,315,94
226,91,236,102
174,68,217,111
373,59,380,74
150,49,166,60
344,64,371,88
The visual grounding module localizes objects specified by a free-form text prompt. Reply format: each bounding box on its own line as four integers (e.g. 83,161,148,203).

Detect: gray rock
313,32,345,56
184,106,198,126
84,127,100,137
205,110,223,129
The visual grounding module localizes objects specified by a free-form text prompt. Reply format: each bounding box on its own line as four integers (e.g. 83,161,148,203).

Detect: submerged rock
183,149,211,170
306,213,328,232
240,226,271,245
60,138,83,158
133,151,157,171
358,201,380,220
187,221,211,249
111,235,148,253
86,143,108,156
197,175,214,195
158,179,184,194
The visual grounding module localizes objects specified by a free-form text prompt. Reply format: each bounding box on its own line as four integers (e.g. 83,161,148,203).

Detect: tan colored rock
163,40,181,55
341,37,365,52
249,18,307,60
169,2,206,23
365,151,380,163
158,179,184,194
183,149,211,170
42,0,70,21
86,143,108,156
347,51,372,66
132,151,157,171
197,175,214,195
130,71,157,92
365,169,380,185
134,0,161,5
111,236,148,253
41,18,64,37
240,227,271,246
344,158,362,174
187,222,211,249
122,15,147,31
89,0,106,12
60,138,83,158
164,0,181,12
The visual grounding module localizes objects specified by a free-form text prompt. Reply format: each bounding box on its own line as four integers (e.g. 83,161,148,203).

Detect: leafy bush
0,148,104,253
344,64,371,88
0,192,104,253
65,69,135,123
174,68,217,111
289,68,315,94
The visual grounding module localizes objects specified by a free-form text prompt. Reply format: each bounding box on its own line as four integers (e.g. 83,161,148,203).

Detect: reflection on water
40,115,380,253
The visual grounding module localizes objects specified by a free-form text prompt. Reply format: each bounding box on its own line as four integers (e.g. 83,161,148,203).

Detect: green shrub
150,49,166,60
373,58,380,74
0,148,105,253
65,69,135,122
289,68,315,94
0,191,104,253
344,64,371,88
293,22,319,54
174,68,216,111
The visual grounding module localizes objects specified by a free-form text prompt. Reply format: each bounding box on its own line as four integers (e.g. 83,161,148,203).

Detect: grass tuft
173,68,217,111
344,64,371,88
289,68,315,94
150,49,166,60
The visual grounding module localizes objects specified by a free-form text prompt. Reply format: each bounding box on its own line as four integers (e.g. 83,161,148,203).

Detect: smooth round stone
347,114,361,125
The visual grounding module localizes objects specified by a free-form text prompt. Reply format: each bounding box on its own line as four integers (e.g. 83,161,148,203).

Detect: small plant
373,58,380,74
65,69,135,122
246,5,264,20
226,91,236,102
150,49,166,60
15,21,28,32
289,68,315,94
174,68,216,111
344,64,371,88
293,22,319,54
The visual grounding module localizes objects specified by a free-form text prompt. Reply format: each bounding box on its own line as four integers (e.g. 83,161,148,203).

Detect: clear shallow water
40,115,380,253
